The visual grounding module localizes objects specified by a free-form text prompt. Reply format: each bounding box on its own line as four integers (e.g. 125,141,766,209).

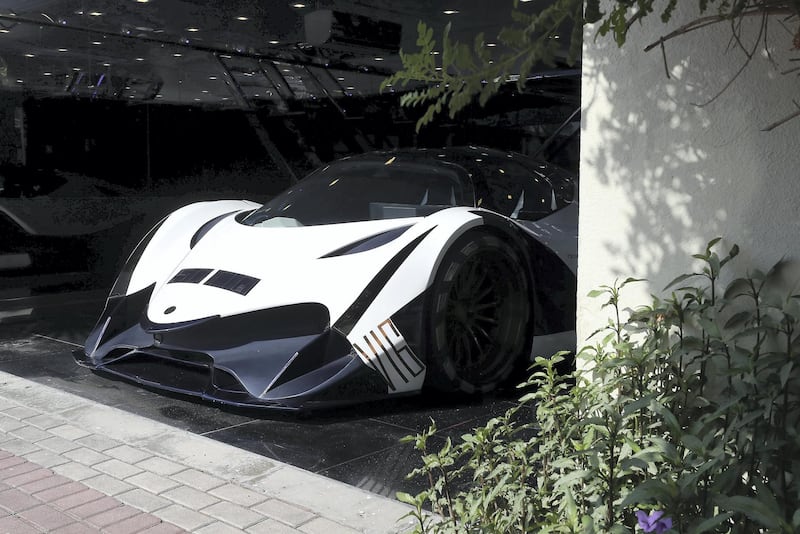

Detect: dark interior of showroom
0,0,579,498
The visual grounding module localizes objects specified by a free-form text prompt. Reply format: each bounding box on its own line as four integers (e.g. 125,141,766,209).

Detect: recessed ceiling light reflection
235,16,249,21
58,48,68,52
43,72,52,76
89,11,103,16
292,3,307,7
136,0,150,3
268,40,280,45
135,57,144,61
0,29,9,34
186,27,199,32
173,53,182,57
16,79,23,83
103,63,111,67
373,57,383,61
91,41,102,45
486,42,497,47
24,53,35,58
208,76,217,80
443,10,459,14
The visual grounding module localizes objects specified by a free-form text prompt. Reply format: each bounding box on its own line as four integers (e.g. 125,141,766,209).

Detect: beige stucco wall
578,6,800,343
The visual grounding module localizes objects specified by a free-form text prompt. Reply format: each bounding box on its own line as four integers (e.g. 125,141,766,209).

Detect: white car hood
145,216,421,325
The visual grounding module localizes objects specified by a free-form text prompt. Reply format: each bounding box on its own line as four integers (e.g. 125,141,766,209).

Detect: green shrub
398,239,800,533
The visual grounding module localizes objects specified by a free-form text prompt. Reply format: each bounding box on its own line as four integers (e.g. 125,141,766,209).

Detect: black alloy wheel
426,231,531,393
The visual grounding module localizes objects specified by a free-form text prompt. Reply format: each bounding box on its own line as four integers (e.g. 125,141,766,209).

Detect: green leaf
680,433,704,453
690,511,735,533
650,400,682,436
621,277,646,287
708,252,721,276
780,361,793,388
648,436,679,463
621,393,658,417
715,495,781,529
553,469,591,489
664,273,696,290
723,310,752,330
621,478,676,507
396,491,418,505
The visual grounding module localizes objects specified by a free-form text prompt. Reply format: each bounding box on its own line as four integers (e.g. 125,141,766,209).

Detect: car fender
342,207,532,393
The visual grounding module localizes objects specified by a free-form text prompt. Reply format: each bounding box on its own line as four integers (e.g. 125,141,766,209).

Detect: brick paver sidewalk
0,448,183,533
0,370,414,534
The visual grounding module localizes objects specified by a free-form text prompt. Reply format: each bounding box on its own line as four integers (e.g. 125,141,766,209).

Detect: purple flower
636,510,673,533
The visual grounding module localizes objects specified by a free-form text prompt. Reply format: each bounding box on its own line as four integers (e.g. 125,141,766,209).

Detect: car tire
425,230,531,393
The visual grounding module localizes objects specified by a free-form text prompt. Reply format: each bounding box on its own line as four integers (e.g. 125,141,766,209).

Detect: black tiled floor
0,290,529,497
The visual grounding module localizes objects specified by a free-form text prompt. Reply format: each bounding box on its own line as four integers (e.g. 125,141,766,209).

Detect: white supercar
76,146,577,411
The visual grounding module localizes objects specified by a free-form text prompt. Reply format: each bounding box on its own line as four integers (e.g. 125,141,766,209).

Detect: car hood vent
168,268,213,284
204,270,260,296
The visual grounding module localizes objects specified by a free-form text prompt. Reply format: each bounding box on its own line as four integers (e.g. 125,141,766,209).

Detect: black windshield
241,158,474,227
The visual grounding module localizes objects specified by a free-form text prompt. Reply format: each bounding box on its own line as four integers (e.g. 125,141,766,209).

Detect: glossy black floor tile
316,438,438,498
0,305,101,346
369,393,520,434
204,417,414,473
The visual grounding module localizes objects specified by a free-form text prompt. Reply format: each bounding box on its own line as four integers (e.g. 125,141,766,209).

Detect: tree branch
692,11,765,107
761,100,800,130
643,6,795,52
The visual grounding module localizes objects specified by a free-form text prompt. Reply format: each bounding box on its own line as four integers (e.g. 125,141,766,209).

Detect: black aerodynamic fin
319,225,412,258
190,211,236,249
333,227,435,335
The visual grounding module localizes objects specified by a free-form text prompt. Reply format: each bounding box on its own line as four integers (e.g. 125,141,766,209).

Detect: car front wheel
426,231,531,393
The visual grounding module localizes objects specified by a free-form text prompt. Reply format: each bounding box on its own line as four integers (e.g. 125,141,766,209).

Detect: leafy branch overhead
383,0,800,131
381,0,583,131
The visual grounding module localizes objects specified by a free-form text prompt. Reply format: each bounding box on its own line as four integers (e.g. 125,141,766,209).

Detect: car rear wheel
426,231,531,393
